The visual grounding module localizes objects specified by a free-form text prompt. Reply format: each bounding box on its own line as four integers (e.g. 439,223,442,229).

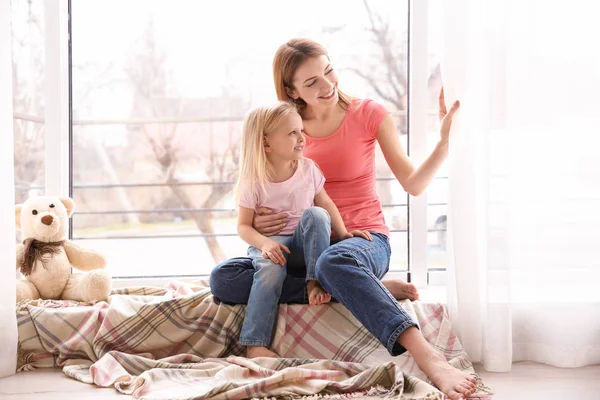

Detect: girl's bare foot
382,279,420,301
307,280,332,305
246,346,279,358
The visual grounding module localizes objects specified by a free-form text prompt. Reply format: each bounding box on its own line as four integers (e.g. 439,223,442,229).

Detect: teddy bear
15,195,111,303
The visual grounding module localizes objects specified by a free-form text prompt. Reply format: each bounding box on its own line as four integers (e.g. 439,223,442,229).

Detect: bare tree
329,0,409,135
321,0,414,216
165,129,240,263
354,0,408,120
126,21,241,263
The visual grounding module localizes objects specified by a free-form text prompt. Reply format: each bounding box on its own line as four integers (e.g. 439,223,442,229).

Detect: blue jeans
210,227,418,355
239,207,331,347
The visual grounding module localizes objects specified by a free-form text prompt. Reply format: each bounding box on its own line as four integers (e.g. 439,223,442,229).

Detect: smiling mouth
294,146,304,151
319,87,336,99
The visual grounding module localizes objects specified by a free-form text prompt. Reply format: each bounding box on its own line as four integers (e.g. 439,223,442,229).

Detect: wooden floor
1,362,598,399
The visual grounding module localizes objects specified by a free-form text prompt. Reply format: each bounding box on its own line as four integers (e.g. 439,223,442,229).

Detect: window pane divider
407,0,430,287
44,0,70,200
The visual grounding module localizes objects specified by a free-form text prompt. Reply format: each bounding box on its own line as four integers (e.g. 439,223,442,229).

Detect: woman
210,38,476,400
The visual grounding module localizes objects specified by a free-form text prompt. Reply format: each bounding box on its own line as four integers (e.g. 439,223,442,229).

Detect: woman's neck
267,158,297,183
304,102,341,121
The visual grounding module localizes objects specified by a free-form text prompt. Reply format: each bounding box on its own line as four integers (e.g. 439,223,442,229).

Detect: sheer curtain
0,0,18,378
442,0,600,371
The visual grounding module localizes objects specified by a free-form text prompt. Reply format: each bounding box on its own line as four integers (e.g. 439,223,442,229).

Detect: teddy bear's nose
41,215,54,226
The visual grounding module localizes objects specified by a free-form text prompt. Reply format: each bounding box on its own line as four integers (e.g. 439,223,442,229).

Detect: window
70,0,411,279
12,0,45,207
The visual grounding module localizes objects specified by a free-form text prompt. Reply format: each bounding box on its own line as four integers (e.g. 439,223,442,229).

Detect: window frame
407,0,430,286
45,0,71,202
45,0,445,286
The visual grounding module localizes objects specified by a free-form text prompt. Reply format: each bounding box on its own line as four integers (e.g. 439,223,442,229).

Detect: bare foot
420,352,478,400
382,279,419,301
307,280,332,305
246,346,279,358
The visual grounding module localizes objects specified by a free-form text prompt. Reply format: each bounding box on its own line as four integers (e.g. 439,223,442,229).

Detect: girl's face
264,112,305,161
287,55,339,108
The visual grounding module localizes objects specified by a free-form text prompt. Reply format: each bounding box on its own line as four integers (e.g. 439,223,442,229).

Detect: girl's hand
253,207,288,236
439,87,461,144
341,230,373,241
260,240,291,265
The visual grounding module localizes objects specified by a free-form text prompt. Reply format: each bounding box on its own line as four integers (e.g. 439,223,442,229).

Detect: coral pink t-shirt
239,159,325,235
303,99,390,236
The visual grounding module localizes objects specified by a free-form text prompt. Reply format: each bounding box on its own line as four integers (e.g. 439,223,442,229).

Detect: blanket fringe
250,384,445,400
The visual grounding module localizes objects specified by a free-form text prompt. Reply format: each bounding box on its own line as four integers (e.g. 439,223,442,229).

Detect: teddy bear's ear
15,204,22,229
59,197,75,217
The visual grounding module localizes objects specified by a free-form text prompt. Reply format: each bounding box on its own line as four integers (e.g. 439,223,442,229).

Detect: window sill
416,285,447,304
109,275,449,304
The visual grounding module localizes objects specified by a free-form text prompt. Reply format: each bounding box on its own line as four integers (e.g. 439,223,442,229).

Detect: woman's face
288,55,339,108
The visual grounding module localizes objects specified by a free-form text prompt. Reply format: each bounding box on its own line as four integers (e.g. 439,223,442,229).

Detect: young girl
236,101,371,358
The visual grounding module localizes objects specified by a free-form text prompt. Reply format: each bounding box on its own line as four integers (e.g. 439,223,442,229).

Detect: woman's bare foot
246,346,279,358
419,352,477,400
382,279,419,301
399,327,477,400
307,280,332,305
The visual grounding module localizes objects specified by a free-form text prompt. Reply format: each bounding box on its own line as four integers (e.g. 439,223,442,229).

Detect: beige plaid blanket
16,280,493,399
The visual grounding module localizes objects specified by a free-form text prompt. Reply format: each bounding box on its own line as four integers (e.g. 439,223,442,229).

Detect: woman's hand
341,230,373,241
260,239,290,265
253,207,288,236
438,87,461,145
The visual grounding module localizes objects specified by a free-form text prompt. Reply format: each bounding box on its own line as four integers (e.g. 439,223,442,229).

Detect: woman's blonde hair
273,38,352,115
236,101,299,205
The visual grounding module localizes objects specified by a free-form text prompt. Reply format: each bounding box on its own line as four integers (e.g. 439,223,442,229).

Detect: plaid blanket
16,280,494,399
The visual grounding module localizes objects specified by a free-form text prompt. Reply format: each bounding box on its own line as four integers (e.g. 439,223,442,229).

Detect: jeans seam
310,210,317,276
239,340,271,347
347,243,388,257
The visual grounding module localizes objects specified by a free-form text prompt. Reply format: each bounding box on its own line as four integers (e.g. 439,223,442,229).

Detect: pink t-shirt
303,98,390,236
239,159,325,235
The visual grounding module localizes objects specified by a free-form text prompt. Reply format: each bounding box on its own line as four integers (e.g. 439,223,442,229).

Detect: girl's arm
238,206,289,265
238,207,269,249
378,89,460,197
314,189,372,241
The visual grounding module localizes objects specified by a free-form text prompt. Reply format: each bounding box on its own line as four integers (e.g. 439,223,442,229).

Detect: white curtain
442,0,600,371
0,0,18,378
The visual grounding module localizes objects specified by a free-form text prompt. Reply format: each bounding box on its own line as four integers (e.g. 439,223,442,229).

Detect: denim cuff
387,319,420,356
239,340,271,347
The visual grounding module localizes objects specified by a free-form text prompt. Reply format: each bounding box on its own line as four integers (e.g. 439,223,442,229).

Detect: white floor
0,362,598,399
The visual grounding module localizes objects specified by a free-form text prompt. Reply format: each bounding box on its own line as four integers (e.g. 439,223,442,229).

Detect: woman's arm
252,208,288,236
378,89,460,196
314,189,372,241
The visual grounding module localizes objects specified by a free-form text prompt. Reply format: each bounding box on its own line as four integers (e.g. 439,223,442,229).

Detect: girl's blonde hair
273,38,352,115
236,101,299,205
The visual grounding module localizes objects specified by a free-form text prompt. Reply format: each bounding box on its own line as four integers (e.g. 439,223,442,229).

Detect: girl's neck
267,158,297,183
